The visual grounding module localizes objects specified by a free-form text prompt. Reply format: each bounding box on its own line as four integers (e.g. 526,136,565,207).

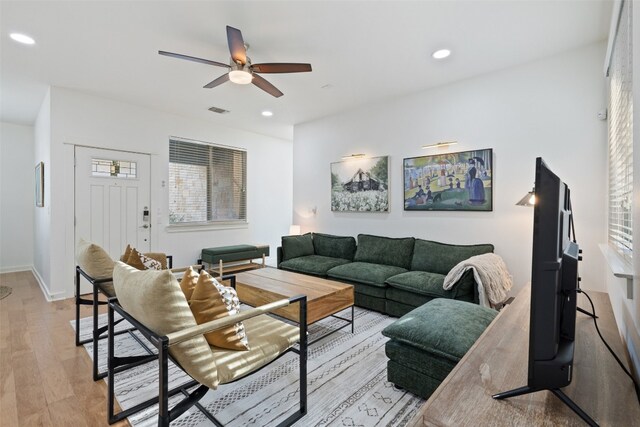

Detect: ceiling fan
159,26,312,98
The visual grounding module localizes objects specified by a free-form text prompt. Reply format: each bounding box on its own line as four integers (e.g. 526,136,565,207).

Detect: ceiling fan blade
203,73,230,89
158,51,230,68
226,26,247,65
252,63,312,73
252,74,283,98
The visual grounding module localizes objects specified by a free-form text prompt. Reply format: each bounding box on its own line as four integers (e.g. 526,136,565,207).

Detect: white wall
293,42,608,295
0,122,34,272
33,90,51,293
44,87,292,299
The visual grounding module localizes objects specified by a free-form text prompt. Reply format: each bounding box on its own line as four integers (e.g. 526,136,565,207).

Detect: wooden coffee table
234,268,355,344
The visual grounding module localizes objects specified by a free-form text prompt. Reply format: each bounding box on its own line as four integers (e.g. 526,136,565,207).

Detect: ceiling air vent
208,106,230,114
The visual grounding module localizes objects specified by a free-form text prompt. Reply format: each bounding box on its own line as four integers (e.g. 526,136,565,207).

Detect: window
169,138,247,225
92,158,137,178
607,0,633,260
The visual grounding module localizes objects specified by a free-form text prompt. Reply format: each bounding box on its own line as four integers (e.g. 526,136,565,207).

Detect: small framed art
35,161,44,207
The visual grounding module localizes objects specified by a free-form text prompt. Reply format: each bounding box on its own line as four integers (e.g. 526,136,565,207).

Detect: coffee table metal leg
306,306,355,346
351,306,354,333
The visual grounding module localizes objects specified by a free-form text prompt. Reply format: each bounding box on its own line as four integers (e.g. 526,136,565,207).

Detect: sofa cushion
281,234,314,261
279,255,351,277
327,261,407,287
385,287,439,308
385,269,476,301
385,271,453,299
382,298,497,362
354,234,415,269
385,299,430,318
411,239,494,275
312,233,356,261
355,293,387,313
352,282,387,298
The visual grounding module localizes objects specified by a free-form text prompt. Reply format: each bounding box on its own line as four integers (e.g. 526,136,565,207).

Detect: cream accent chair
74,239,202,381
107,262,308,426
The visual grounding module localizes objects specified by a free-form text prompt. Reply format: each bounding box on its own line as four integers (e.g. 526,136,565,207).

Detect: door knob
140,224,150,229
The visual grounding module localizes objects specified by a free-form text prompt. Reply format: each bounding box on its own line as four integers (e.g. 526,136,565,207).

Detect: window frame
606,0,633,261
167,137,248,231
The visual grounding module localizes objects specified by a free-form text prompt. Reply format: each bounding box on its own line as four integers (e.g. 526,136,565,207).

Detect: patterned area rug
74,308,424,426
0,285,12,300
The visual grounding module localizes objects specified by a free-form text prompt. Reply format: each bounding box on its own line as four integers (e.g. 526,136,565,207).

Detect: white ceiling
1,1,612,140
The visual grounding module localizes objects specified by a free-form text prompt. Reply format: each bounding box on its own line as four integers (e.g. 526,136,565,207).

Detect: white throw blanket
443,253,513,308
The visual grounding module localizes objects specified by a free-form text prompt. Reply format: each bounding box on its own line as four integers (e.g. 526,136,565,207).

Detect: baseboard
30,267,67,302
0,265,33,274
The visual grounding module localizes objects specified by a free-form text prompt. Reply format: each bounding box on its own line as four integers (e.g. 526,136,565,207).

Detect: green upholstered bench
381,298,497,398
201,244,269,276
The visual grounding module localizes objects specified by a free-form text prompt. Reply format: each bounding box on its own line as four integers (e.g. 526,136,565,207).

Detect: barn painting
331,156,389,212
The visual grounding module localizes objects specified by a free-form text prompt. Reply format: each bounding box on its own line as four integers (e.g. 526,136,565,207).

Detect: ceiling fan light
229,70,252,85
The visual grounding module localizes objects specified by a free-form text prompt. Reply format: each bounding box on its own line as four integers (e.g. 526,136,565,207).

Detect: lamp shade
289,225,301,235
516,188,536,207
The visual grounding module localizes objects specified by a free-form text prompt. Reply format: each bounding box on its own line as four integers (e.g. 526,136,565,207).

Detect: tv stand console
408,284,640,426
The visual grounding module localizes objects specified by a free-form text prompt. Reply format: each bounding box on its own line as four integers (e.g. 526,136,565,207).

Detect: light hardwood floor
0,271,129,427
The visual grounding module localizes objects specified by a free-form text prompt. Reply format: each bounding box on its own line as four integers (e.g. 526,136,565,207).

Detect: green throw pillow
282,233,314,261
312,233,356,260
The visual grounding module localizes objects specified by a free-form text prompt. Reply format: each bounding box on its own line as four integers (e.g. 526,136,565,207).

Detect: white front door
75,146,151,293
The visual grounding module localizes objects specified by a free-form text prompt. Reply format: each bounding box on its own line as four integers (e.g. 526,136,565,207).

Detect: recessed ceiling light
261,110,273,117
432,49,451,59
9,33,35,45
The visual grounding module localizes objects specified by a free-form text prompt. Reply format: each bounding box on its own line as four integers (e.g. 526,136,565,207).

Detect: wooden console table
409,285,640,426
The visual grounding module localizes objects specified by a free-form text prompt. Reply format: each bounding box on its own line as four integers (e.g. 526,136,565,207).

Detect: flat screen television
493,158,596,426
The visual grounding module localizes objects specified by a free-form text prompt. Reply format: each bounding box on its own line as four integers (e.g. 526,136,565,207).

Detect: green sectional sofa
277,233,494,316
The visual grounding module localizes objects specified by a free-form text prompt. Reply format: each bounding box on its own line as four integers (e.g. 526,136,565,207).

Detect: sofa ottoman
381,298,497,398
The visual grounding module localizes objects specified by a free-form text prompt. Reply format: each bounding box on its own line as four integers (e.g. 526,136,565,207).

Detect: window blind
608,0,633,259
169,139,247,224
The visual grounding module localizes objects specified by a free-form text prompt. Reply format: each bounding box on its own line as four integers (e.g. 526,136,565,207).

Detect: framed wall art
403,148,492,211
331,156,389,212
35,161,44,207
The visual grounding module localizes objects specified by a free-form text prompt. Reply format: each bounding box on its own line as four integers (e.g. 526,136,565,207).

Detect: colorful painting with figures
403,148,492,211
331,156,389,212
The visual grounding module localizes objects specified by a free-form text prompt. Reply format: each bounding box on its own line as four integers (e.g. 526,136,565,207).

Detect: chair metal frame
74,256,204,381
106,277,308,426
